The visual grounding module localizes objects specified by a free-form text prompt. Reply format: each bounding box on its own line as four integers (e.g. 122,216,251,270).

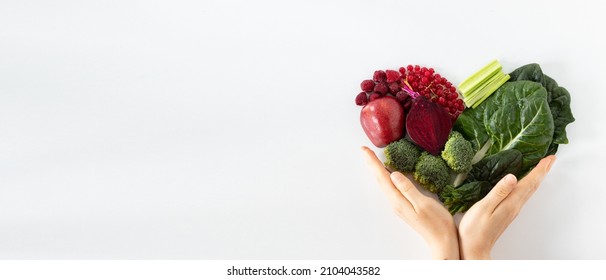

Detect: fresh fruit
360,96,405,148
354,65,463,120
373,70,386,82
355,92,368,106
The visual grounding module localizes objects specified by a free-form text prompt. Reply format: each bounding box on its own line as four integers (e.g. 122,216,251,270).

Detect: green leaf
440,181,491,214
466,149,523,186
453,105,488,152
483,81,554,171
509,64,575,155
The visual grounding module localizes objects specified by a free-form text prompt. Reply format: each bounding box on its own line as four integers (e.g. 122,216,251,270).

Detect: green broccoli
413,152,451,194
441,131,475,173
384,138,422,172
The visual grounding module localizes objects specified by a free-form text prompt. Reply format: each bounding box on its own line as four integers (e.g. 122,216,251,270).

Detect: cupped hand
458,155,556,259
362,146,459,260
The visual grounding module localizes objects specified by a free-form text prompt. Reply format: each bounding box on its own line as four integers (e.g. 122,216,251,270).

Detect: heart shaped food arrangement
355,61,575,214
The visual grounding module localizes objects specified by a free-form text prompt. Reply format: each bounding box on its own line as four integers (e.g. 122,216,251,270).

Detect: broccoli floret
441,131,474,173
384,138,422,172
414,152,451,194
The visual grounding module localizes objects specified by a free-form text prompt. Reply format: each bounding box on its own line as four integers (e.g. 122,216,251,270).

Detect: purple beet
401,81,452,155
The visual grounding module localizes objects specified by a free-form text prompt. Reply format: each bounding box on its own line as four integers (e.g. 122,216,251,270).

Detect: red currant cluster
355,65,464,119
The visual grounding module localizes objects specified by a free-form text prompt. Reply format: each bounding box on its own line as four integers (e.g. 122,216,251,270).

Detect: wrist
429,233,460,260
460,247,491,260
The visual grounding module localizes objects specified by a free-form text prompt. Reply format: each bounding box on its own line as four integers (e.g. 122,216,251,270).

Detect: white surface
0,0,604,259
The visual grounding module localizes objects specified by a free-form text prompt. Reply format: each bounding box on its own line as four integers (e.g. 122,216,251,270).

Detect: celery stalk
471,74,510,108
463,71,505,107
458,60,502,96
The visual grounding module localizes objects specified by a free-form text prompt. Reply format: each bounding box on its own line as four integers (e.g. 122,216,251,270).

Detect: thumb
479,174,517,213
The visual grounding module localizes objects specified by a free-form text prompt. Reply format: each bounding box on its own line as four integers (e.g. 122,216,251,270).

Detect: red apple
360,96,405,148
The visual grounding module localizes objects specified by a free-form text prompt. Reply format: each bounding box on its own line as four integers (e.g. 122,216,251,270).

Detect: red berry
388,82,401,94
395,91,409,102
407,75,415,82
360,80,375,92
414,65,420,71
373,70,386,82
407,65,413,71
386,70,401,83
369,93,381,102
355,92,368,106
421,77,428,84
438,97,446,106
399,67,407,75
449,92,459,100
374,82,389,95
457,103,465,111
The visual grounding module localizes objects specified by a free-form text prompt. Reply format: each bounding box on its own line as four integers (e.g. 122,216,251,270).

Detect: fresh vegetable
458,60,510,108
455,81,554,171
441,131,475,173
440,149,523,213
413,152,451,194
508,64,575,155
354,62,574,215
384,138,422,172
447,63,574,213
440,181,491,214
402,81,453,155
465,149,523,185
360,96,405,148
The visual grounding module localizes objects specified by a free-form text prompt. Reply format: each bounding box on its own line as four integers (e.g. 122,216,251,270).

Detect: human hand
457,155,556,259
362,146,459,260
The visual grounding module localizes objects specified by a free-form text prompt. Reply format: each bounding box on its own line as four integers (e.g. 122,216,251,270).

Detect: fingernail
503,174,517,185
543,156,556,172
390,172,403,180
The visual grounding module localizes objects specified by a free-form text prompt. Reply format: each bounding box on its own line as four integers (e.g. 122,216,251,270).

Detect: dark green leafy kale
440,181,491,214
509,64,575,155
466,149,523,186
440,149,523,214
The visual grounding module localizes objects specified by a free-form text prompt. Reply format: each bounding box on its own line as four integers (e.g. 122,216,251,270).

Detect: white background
1,0,604,259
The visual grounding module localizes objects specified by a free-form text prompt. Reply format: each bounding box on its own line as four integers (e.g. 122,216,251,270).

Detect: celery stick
458,60,502,96
471,74,510,108
463,71,505,107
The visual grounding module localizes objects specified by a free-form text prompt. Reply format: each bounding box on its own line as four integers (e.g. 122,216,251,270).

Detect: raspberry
360,80,375,92
373,70,386,82
369,93,381,102
357,65,464,119
388,82,401,94
355,92,368,106
395,91,409,102
385,70,401,83
374,82,389,95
